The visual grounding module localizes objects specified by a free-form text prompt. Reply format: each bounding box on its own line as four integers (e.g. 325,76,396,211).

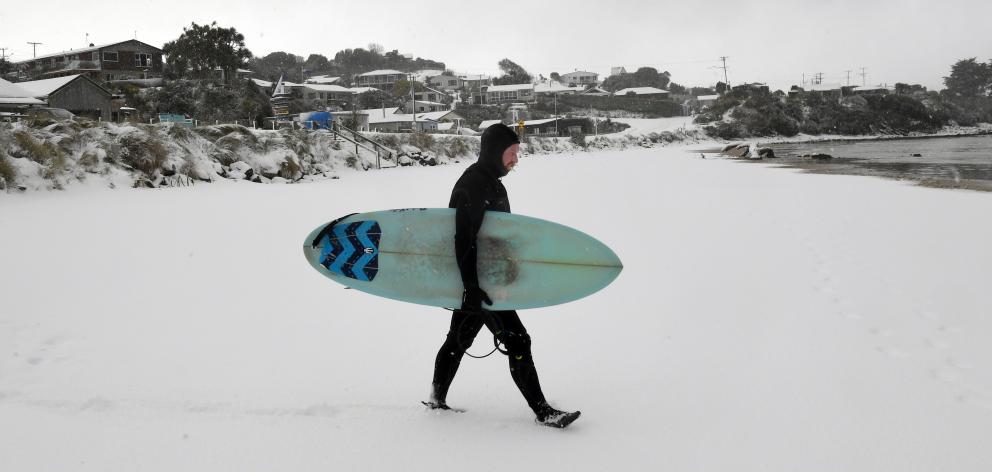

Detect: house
461,74,492,91
333,107,401,131
560,71,599,86
581,86,611,96
610,66,628,77
15,74,114,120
614,87,670,98
301,84,355,109
368,112,438,132
485,83,535,104
851,84,894,95
354,69,407,88
13,40,164,83
428,75,463,91
478,119,503,132
413,85,453,105
405,100,448,113
349,87,382,95
415,110,465,129
731,82,769,94
305,75,342,85
411,69,444,83
518,117,593,137
696,94,720,107
789,82,845,99
534,82,583,96
0,78,46,111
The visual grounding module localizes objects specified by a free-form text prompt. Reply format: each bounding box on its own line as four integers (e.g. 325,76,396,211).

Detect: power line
27,42,42,58
719,56,729,87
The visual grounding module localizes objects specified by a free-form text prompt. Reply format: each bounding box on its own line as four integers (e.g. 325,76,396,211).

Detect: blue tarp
299,111,333,130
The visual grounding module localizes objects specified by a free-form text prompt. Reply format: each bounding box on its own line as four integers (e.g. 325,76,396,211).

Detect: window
134,53,151,67
54,56,65,65
102,51,118,62
92,52,99,61
448,80,457,86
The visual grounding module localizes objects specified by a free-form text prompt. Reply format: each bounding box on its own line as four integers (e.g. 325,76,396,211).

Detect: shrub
0,153,17,188
704,121,744,140
408,132,435,151
443,137,472,158
279,156,302,180
380,134,400,148
78,151,101,171
569,133,588,149
119,134,169,176
13,131,62,164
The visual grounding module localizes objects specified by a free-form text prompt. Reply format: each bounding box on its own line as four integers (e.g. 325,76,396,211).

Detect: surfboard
302,208,622,310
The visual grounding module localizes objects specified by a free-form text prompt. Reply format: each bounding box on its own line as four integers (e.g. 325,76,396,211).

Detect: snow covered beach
1,144,991,471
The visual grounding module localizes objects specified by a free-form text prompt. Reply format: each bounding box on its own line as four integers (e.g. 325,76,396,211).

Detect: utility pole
860,67,867,87
719,56,729,90
27,42,42,58
845,70,852,86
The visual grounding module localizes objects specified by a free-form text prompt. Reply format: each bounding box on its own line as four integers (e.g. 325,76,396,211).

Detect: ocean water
764,135,992,191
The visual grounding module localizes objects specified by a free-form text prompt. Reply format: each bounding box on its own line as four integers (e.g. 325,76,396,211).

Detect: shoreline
757,124,992,146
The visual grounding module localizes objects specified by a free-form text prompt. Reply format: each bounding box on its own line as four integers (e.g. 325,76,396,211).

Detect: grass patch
0,153,17,188
119,134,169,176
13,131,64,164
408,132,435,151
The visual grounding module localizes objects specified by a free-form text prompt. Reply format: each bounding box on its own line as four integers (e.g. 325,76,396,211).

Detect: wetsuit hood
477,123,520,178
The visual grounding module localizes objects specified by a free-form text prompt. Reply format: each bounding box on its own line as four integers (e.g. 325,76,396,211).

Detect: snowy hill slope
1,146,991,471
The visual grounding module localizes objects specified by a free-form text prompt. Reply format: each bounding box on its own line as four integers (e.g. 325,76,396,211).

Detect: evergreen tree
163,22,252,83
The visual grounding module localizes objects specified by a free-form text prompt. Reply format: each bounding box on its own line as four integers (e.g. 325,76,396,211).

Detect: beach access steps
328,123,399,169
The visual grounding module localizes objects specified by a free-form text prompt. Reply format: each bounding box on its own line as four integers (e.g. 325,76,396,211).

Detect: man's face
502,144,520,173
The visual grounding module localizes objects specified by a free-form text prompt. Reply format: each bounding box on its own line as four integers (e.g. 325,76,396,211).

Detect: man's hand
461,285,493,312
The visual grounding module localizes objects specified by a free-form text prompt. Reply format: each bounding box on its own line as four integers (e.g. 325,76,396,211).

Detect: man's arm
452,186,485,291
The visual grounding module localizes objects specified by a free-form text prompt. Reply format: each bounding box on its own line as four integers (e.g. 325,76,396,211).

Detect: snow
2,144,992,471
14,75,82,98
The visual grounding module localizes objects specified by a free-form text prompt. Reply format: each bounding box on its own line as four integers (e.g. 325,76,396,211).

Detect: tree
303,54,332,75
943,58,992,99
550,72,561,82
163,22,252,83
492,58,532,85
368,43,384,55
601,67,671,91
250,52,304,83
0,57,12,77
715,81,728,94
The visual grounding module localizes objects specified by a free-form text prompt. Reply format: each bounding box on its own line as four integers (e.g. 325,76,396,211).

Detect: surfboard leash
446,308,509,359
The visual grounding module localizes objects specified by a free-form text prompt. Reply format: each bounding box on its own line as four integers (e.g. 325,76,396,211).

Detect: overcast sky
2,0,990,91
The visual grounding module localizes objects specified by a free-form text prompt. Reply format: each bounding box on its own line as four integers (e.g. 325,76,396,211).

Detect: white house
560,70,599,86
486,83,535,104
534,81,584,96
355,69,407,88
427,75,462,91
302,84,356,108
404,100,447,113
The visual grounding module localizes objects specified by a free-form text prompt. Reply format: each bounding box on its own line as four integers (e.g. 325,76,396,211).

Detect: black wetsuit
430,124,549,414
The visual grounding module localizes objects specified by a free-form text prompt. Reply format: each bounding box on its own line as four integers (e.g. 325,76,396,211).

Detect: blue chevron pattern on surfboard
317,220,381,281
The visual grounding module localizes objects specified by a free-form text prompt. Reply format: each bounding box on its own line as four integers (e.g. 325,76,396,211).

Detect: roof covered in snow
302,84,353,93
614,87,669,96
305,76,341,84
478,119,503,130
348,87,381,94
486,83,534,92
16,75,93,98
0,78,42,101
358,69,406,77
